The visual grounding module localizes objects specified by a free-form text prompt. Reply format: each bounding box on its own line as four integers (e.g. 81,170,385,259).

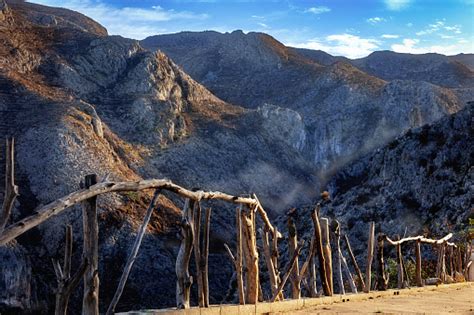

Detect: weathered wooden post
241,206,259,304
224,206,245,305
396,237,404,289
53,225,88,315
415,239,423,287
436,243,446,283
320,218,333,294
287,216,301,299
376,234,388,291
309,256,318,297
106,190,162,315
202,207,211,307
176,199,194,309
259,227,280,300
271,240,304,302
82,174,99,315
332,220,344,295
0,138,19,235
311,208,331,296
448,245,454,278
344,234,365,292
192,201,205,307
364,222,375,293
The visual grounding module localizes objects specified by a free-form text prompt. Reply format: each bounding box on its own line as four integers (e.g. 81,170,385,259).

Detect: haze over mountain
0,1,472,313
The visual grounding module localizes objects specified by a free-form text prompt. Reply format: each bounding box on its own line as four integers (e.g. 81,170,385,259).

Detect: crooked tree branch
0,179,258,245
384,233,455,247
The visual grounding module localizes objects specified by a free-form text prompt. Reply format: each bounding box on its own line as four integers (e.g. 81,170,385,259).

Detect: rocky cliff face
275,103,473,266
0,2,319,313
142,31,469,174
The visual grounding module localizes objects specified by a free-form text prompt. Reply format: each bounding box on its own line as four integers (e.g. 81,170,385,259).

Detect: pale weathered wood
259,228,279,300
253,194,282,240
320,218,333,295
82,174,99,315
54,225,88,315
192,201,204,307
344,234,365,292
241,206,259,304
332,220,344,295
436,243,447,283
384,233,453,246
415,239,423,287
106,189,161,315
341,251,357,294
297,235,316,283
396,237,404,289
0,179,259,245
271,240,304,302
311,207,331,296
287,216,301,299
376,234,388,291
224,206,245,305
202,207,211,307
0,138,19,235
176,199,194,309
364,222,375,293
309,255,317,297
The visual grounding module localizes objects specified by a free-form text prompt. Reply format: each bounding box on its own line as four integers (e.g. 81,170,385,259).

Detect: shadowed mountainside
0,1,318,313
142,31,469,172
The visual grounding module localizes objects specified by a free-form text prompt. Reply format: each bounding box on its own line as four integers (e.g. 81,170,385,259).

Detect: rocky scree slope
142,31,468,172
0,1,319,313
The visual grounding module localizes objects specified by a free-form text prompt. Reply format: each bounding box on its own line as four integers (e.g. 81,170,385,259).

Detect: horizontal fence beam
0,179,258,245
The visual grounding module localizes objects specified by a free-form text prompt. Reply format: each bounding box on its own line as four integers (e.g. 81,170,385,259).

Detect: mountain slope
275,102,473,268
0,2,319,313
352,51,474,88
142,31,466,172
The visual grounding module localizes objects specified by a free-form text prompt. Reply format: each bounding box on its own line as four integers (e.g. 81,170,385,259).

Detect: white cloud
416,21,462,37
384,0,411,10
406,22,413,27
381,34,400,38
288,34,380,59
29,0,208,39
391,38,474,55
304,6,331,14
258,22,269,29
367,17,386,24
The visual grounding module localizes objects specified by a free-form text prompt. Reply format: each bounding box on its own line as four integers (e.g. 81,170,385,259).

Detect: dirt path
281,284,474,314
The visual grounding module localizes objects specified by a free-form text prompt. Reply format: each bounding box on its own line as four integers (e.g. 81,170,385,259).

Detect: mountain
0,1,472,313
142,31,467,172
278,102,473,261
0,1,318,312
351,51,474,89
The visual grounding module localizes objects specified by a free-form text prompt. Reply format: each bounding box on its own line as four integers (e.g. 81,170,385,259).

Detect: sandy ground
283,285,474,314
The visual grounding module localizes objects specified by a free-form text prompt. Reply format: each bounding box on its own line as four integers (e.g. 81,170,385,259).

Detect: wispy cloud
381,34,400,38
384,0,412,10
288,34,380,59
416,20,462,36
391,38,474,55
304,6,331,14
367,17,386,24
30,0,208,39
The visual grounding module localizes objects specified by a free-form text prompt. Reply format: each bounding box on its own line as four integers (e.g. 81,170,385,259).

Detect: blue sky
30,0,474,58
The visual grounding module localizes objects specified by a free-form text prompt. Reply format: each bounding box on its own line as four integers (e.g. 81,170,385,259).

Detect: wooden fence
0,138,472,315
